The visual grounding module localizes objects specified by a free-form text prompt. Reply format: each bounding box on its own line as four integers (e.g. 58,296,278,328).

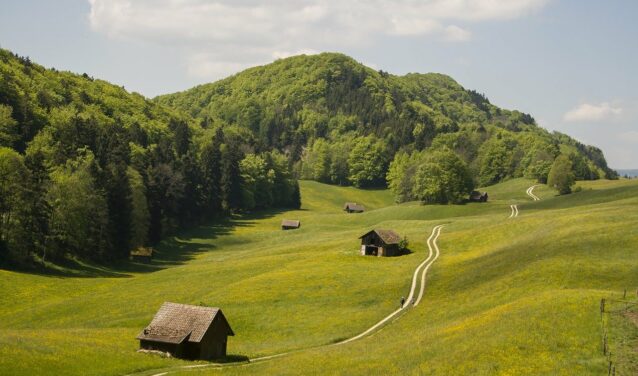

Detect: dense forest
0,49,616,267
157,53,617,202
0,49,299,267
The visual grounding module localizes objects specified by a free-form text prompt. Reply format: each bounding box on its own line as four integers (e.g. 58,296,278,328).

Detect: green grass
1,178,637,375
602,296,638,375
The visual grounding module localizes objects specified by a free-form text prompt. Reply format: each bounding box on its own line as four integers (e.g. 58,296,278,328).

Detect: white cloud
88,0,550,81
563,102,623,123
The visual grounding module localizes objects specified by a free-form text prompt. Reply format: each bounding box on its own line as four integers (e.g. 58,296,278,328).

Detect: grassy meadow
1,178,637,375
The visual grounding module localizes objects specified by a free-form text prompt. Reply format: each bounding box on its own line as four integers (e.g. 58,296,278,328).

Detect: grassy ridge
1,178,637,375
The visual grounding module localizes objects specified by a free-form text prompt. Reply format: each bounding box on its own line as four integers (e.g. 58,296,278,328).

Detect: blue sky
1,0,636,168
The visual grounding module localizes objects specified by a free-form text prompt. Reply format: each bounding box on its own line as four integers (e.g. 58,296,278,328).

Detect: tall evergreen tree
96,123,132,259
220,136,244,213
200,128,223,217
169,118,191,157
289,180,301,209
127,167,149,250
23,150,51,263
178,151,202,224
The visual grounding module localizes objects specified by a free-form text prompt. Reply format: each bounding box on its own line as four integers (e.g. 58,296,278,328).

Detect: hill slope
156,53,616,187
1,179,637,375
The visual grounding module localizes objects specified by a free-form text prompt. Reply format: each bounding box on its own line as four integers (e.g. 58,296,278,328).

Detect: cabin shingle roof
344,202,365,212
137,302,233,344
281,219,300,228
360,229,402,245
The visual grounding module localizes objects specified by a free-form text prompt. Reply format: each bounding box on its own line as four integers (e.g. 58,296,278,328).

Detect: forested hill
0,49,299,267
0,49,616,267
156,52,616,196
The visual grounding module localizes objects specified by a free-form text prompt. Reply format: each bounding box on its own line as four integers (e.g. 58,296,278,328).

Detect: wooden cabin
344,202,365,213
130,247,154,263
281,219,301,230
359,229,402,257
469,191,488,202
137,302,234,360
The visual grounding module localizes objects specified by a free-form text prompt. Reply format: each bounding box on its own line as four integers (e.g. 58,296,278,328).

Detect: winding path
526,185,540,201
509,204,519,218
133,225,445,376
337,224,444,344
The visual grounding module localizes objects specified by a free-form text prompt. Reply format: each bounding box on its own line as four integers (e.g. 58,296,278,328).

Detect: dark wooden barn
359,229,402,257
137,302,234,360
344,202,365,213
281,219,301,230
130,247,154,263
469,191,489,202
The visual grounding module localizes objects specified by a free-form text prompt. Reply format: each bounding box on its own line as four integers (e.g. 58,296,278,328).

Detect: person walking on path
400,296,405,308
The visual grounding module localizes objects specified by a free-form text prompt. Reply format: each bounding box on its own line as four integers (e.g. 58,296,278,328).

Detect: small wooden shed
137,302,234,360
344,202,365,213
130,247,154,263
469,191,488,202
359,229,402,257
281,219,301,230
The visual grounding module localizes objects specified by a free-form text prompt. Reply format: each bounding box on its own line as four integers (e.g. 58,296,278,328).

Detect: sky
0,0,636,168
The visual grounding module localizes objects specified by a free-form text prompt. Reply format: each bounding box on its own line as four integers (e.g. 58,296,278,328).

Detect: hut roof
137,302,234,344
281,219,300,228
130,247,153,257
359,229,402,245
344,202,365,211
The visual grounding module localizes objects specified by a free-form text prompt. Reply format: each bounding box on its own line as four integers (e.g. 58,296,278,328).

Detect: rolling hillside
1,178,637,375
155,53,617,186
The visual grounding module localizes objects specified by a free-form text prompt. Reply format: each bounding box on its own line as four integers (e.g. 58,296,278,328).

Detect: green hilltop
156,52,616,191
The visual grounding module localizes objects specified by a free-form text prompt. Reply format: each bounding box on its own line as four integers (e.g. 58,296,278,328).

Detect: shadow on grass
2,209,286,279
217,354,250,363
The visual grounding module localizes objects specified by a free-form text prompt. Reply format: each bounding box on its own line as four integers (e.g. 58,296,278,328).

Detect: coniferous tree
178,151,202,224
289,180,302,209
23,150,51,263
200,128,223,217
220,136,244,213
97,124,132,259
169,118,191,157
127,167,149,250
0,104,19,148
0,147,30,263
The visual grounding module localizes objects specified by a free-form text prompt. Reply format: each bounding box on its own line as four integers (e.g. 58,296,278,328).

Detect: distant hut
130,247,154,263
281,219,301,230
469,191,488,202
137,302,234,360
359,229,402,257
344,202,365,213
